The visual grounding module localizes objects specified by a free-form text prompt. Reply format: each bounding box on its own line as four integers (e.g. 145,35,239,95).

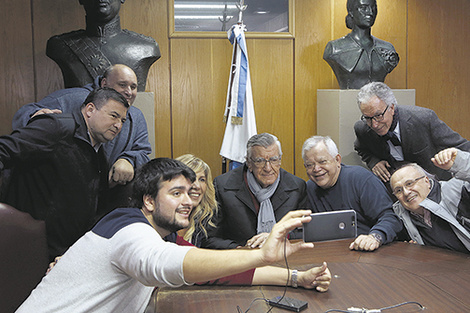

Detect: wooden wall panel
121,0,172,158
170,37,294,177
33,1,83,100
294,0,333,180
408,0,470,139
0,0,35,136
247,39,295,174
2,0,470,182
170,39,232,177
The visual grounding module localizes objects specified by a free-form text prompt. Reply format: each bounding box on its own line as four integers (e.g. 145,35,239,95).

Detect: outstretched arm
182,210,314,283
253,262,331,292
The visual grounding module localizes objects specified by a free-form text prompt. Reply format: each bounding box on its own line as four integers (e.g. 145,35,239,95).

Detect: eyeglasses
250,156,282,168
361,105,389,125
392,176,425,196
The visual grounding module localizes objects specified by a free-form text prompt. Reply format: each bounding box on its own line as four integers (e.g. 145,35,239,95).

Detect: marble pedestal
134,92,155,159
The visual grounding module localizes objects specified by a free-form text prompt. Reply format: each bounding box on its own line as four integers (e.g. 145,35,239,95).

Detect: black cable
237,234,291,313
380,301,425,311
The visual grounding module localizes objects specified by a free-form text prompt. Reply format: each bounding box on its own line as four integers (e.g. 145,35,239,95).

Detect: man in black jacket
0,88,128,260
202,133,308,249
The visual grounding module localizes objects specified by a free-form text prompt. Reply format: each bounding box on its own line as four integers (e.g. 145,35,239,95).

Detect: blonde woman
175,154,217,247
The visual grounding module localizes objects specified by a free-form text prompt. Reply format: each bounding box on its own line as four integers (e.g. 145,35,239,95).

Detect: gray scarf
247,170,280,234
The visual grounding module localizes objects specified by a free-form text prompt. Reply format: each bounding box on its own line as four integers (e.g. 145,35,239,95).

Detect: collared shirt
387,121,404,161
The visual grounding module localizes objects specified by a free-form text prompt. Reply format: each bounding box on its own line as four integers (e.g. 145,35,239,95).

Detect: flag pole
221,0,256,174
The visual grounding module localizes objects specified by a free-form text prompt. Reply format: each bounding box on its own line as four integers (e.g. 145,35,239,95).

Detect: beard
151,205,187,234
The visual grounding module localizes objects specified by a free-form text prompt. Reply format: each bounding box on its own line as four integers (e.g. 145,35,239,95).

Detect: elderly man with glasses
354,82,470,183
302,136,402,251
390,148,470,253
202,133,308,249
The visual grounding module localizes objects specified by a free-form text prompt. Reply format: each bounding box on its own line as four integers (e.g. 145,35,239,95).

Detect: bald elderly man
12,64,151,187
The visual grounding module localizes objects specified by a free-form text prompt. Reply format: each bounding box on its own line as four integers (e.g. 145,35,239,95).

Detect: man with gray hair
202,133,307,249
302,135,402,251
390,148,470,253
354,82,470,183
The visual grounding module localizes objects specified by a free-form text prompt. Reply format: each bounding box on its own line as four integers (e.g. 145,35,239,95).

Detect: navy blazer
201,165,308,249
354,105,470,180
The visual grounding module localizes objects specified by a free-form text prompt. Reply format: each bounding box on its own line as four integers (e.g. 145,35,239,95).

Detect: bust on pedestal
47,0,160,91
323,0,399,90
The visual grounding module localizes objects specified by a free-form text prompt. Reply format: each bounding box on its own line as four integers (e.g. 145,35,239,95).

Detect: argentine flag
220,23,257,164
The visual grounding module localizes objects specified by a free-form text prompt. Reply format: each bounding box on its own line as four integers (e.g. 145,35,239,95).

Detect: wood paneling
247,39,294,174
408,0,470,139
294,0,333,180
121,0,173,158
1,0,469,180
33,1,83,100
0,0,34,136
170,38,231,175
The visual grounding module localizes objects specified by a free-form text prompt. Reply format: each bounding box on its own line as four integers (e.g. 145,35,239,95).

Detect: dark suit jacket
201,165,308,249
354,105,470,180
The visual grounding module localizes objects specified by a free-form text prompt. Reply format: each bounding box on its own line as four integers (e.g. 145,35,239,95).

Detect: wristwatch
370,232,383,245
291,269,298,288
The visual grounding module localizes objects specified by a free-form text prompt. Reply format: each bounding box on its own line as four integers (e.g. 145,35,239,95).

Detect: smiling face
189,170,207,208
101,65,138,106
147,175,193,237
360,96,395,136
390,166,431,214
84,99,127,146
304,143,342,190
247,144,281,188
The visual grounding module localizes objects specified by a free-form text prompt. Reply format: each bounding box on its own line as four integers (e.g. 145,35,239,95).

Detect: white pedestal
317,89,415,167
134,92,155,159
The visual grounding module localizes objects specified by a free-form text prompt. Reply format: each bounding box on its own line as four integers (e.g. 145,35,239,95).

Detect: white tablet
302,210,357,242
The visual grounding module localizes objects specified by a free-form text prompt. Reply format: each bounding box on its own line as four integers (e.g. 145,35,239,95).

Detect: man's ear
335,154,342,165
142,194,156,213
100,77,108,88
84,102,96,118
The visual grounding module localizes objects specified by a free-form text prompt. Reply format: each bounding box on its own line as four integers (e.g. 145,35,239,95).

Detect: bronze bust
323,0,399,89
47,0,160,91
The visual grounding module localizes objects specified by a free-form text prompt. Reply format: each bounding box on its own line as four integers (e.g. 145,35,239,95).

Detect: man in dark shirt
302,135,402,251
0,88,129,260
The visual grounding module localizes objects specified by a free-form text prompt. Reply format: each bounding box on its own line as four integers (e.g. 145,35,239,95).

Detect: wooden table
150,240,470,312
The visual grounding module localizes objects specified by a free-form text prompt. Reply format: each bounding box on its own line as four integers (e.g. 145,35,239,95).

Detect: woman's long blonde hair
176,154,218,242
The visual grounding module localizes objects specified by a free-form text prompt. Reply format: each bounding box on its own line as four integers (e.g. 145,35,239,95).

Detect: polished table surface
150,240,470,313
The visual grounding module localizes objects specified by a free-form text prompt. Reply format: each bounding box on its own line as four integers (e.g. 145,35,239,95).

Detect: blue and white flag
220,24,257,164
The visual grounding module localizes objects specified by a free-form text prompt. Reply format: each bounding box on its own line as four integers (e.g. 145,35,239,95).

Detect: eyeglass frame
392,175,426,196
361,104,390,124
249,156,282,168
